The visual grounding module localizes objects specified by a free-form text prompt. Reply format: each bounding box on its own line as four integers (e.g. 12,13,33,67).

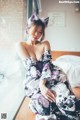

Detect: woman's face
28,25,43,41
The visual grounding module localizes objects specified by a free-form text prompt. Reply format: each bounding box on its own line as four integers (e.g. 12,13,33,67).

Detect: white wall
0,0,26,50
41,0,80,51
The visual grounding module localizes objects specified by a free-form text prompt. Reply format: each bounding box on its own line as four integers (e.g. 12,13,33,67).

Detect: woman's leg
29,92,51,115
29,92,59,120
52,82,77,120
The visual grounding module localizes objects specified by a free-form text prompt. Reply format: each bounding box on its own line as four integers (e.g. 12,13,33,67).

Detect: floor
14,97,35,120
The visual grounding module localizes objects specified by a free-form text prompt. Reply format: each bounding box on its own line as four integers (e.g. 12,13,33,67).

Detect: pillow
56,55,80,65
67,65,80,87
52,61,72,74
53,55,80,88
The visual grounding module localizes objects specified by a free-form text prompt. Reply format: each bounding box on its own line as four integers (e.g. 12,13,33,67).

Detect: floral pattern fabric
23,50,80,120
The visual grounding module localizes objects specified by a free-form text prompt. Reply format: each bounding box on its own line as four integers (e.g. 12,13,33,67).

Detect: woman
17,13,80,120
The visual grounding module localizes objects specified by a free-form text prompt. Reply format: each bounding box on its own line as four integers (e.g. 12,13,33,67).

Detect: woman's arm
43,40,51,51
39,80,56,102
16,42,29,60
39,40,56,102
72,87,80,99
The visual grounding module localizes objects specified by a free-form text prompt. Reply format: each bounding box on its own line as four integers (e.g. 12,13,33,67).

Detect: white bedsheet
53,55,80,88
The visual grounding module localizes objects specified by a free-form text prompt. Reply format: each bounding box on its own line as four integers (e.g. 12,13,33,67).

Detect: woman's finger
45,95,53,102
47,94,55,102
47,90,56,99
45,89,56,102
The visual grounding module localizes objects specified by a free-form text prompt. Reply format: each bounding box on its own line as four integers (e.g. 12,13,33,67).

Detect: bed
52,54,80,88
14,51,80,120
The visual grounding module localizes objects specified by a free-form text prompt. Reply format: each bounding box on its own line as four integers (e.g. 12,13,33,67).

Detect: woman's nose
34,32,38,36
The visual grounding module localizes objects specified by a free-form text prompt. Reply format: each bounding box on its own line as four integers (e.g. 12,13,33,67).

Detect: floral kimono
23,50,80,120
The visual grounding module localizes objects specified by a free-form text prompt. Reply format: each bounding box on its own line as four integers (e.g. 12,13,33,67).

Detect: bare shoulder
20,41,27,46
16,41,27,47
42,40,51,50
15,41,28,54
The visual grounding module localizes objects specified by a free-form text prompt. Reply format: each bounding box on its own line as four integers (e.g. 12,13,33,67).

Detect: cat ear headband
27,13,49,28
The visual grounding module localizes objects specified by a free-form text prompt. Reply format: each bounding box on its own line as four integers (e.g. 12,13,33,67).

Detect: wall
0,0,27,50
41,0,80,51
0,0,80,52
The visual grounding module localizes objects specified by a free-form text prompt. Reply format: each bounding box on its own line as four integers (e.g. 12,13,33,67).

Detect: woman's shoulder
42,40,50,50
16,41,27,47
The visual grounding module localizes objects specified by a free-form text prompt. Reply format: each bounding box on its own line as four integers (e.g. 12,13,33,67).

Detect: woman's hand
41,85,56,102
40,83,56,102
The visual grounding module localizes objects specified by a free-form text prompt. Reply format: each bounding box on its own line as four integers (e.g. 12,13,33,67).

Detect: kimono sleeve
40,50,53,81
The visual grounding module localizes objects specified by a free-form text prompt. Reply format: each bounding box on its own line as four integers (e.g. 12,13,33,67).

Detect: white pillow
52,61,72,74
53,55,80,88
67,65,80,87
56,55,80,65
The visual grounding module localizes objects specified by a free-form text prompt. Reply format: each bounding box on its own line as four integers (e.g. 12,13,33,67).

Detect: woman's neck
27,38,36,46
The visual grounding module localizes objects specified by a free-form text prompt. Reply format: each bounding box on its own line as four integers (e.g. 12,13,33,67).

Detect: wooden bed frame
51,51,80,60
14,51,80,120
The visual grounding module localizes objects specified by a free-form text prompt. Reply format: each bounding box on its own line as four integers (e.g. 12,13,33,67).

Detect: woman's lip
34,37,38,39
31,37,38,41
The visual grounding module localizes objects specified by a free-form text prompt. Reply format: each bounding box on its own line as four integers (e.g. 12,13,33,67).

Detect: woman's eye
39,32,42,34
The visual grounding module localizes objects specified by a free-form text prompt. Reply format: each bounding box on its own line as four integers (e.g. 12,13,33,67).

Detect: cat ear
26,13,39,33
29,13,39,23
43,17,49,27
